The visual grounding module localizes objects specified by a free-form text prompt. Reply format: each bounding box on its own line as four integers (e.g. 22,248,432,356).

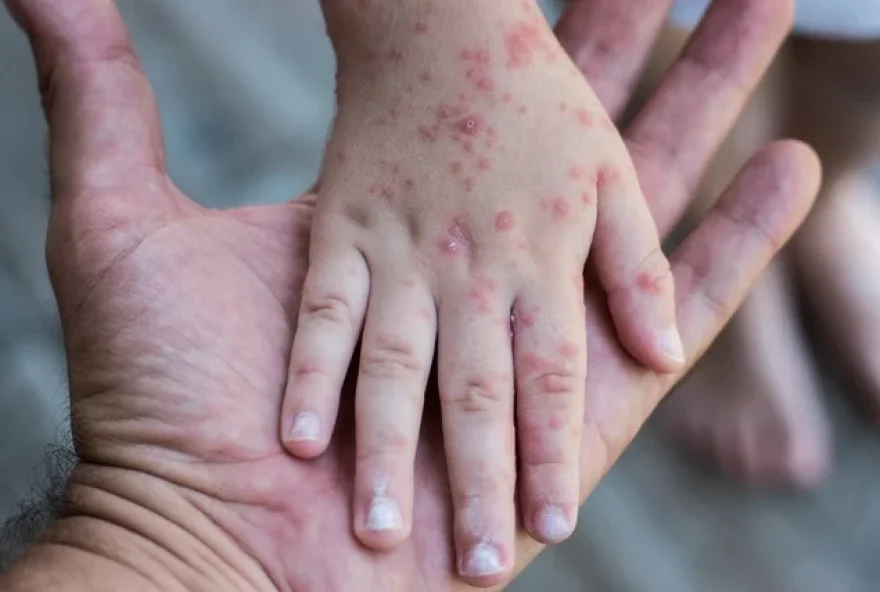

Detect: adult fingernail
535,506,572,542
366,496,403,532
460,542,504,577
288,412,320,442
660,326,686,365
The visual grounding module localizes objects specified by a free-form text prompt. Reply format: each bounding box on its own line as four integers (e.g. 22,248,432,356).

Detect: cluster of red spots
575,108,593,128
468,276,498,313
437,216,472,257
504,19,555,70
494,210,516,231
461,46,496,93
367,160,415,202
636,272,665,295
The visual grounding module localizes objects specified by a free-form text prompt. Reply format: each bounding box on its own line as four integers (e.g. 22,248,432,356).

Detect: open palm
11,0,814,590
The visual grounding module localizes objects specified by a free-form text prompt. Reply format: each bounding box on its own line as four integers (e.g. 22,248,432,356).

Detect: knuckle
443,378,507,414
519,370,581,411
302,289,355,326
360,333,424,379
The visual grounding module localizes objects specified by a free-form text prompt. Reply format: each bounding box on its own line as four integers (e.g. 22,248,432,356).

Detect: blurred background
1,1,880,590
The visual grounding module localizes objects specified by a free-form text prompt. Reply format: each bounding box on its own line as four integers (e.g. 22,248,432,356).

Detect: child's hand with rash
281,0,683,586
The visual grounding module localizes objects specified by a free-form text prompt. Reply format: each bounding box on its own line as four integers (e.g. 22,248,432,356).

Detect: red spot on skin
517,105,528,115
494,211,515,231
559,341,578,360
580,190,594,205
596,166,619,189
637,272,664,295
575,108,593,127
388,48,404,62
457,114,485,136
414,21,428,33
512,303,540,328
468,276,497,313
464,177,476,192
418,125,438,142
521,352,550,373
450,161,464,175
477,77,495,91
458,93,469,103
548,412,567,431
501,92,512,103
437,218,470,256
419,69,435,82
477,157,491,171
559,101,568,112
551,197,570,221
438,104,462,120
369,184,381,196
569,166,582,180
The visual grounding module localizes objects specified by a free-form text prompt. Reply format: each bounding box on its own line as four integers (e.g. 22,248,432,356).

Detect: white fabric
671,0,880,39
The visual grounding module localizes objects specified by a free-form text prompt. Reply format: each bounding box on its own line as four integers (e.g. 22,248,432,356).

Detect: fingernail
288,412,320,442
660,326,686,365
460,542,504,577
536,506,572,542
366,496,403,532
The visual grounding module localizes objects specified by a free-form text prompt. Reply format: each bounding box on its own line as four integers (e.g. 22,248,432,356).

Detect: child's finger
352,269,436,550
281,244,369,456
512,272,586,545
436,279,516,588
591,160,684,372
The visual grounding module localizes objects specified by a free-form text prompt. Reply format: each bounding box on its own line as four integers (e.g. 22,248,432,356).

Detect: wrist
1,464,275,591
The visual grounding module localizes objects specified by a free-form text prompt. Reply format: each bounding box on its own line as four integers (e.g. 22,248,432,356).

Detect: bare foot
664,260,831,488
793,172,880,420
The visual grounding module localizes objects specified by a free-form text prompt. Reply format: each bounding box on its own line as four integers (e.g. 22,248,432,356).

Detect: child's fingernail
535,506,572,542
460,542,504,577
366,496,403,532
660,326,686,365
288,412,320,442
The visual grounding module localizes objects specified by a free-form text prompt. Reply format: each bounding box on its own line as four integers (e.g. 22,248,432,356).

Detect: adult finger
6,0,167,200
624,0,795,235
555,0,674,118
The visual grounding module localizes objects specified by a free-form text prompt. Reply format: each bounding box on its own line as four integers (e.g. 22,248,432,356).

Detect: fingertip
281,411,328,458
355,494,411,551
529,505,577,545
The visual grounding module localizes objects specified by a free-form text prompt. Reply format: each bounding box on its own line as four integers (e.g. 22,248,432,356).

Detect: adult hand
1,0,816,591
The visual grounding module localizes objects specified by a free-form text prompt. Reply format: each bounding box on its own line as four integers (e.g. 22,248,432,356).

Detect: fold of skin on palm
5,0,817,590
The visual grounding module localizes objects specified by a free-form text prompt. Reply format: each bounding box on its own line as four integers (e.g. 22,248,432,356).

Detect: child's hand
282,0,683,584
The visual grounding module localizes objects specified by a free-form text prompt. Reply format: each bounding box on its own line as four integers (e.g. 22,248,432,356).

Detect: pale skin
0,0,816,590
282,1,684,567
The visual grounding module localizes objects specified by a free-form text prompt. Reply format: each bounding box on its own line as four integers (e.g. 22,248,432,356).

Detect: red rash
387,48,404,62
437,219,470,256
504,21,544,69
559,342,578,360
494,211,515,231
478,157,491,171
414,21,428,33
450,161,464,175
559,102,568,112
580,190,594,205
637,272,664,295
569,166,582,180
551,197,570,221
501,92,512,103
512,304,540,328
457,114,486,136
596,167,618,189
575,108,593,127
521,352,550,373
420,69,435,82
464,177,476,192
